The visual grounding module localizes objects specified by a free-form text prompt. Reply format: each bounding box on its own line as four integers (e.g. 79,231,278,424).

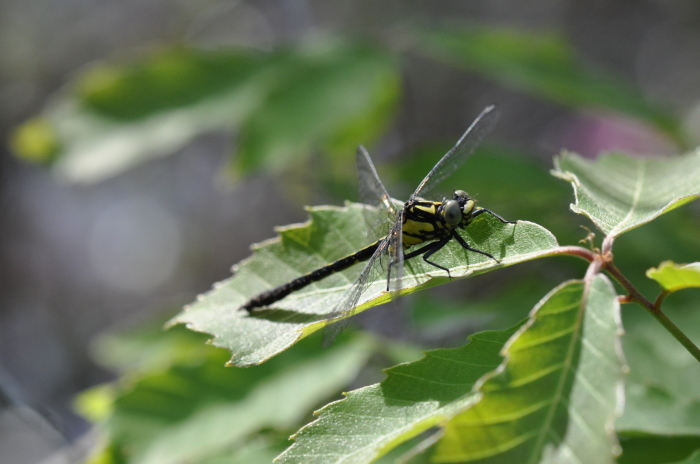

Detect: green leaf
201,435,289,464
91,321,213,374
434,276,624,463
81,333,373,464
670,449,700,464
647,261,700,293
419,26,679,139
9,117,60,163
552,150,700,238
12,49,265,183
234,41,400,175
276,322,525,464
617,301,700,436
11,42,399,183
169,202,558,366
617,433,700,464
77,50,263,120
74,384,116,423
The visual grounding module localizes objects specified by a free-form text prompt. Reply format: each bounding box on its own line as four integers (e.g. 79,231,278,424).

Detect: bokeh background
1,1,700,463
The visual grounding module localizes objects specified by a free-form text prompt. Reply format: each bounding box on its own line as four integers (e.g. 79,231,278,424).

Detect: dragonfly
241,105,516,345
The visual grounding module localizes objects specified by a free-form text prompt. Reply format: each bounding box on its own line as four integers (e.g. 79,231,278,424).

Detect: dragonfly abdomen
242,240,381,312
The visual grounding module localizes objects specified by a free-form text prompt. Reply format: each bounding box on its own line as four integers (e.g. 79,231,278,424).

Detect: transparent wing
386,209,404,294
322,236,391,347
411,105,500,200
357,146,397,214
357,145,397,246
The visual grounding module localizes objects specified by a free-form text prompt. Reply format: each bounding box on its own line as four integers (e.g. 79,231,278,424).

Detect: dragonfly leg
471,208,517,224
453,231,499,262
387,237,449,290
408,234,453,278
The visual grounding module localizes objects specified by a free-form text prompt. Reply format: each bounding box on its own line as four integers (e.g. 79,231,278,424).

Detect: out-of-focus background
1,1,699,463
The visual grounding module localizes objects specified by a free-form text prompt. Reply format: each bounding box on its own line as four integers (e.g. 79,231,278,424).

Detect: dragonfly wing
386,210,405,294
357,146,397,214
357,145,397,244
411,105,500,200
322,237,390,347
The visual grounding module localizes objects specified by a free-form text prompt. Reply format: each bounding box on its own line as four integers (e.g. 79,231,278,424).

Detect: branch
548,245,700,363
605,262,700,363
546,245,597,263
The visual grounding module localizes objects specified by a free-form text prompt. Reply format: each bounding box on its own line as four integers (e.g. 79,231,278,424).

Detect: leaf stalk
604,262,700,363
551,246,700,363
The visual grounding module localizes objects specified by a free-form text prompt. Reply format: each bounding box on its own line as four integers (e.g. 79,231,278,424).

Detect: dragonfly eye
444,200,462,225
454,190,469,200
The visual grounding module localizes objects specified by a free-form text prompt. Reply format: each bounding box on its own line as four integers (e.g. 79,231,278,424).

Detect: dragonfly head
443,190,476,226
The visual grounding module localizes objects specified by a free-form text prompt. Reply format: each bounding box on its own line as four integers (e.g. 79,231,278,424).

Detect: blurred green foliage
78,323,376,464
78,50,264,120
9,20,699,464
419,26,681,141
11,40,399,184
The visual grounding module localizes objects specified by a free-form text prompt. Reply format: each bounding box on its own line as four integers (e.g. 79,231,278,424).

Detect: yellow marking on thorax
400,199,456,248
403,218,436,235
414,204,437,215
401,234,425,248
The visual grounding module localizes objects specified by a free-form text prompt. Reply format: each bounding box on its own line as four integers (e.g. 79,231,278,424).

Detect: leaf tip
10,117,61,164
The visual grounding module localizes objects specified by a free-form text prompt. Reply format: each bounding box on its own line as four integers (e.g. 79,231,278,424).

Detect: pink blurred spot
558,112,677,158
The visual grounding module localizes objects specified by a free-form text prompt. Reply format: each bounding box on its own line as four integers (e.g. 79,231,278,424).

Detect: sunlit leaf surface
276,323,524,464
552,150,700,238
170,203,558,366
434,276,624,463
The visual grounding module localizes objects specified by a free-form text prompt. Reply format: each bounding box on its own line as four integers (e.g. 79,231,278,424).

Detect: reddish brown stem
550,246,700,363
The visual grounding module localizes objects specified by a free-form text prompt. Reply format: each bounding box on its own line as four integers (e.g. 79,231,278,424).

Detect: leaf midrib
526,283,586,464
609,161,646,237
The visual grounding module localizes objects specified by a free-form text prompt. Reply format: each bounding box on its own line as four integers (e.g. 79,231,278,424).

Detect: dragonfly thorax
401,190,477,249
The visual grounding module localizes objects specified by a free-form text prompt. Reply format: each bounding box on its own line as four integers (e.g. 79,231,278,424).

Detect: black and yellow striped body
400,196,476,248
241,240,380,311
240,190,505,313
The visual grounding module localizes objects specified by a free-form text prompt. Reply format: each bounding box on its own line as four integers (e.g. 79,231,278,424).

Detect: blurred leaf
618,433,700,464
84,444,123,464
75,384,115,423
552,150,700,238
91,321,213,374
12,50,265,183
170,203,558,366
647,261,700,293
234,41,400,175
618,300,700,435
200,435,289,464
11,41,400,184
671,449,700,464
78,50,263,120
9,117,60,163
409,275,554,340
276,322,524,464
435,276,624,463
79,333,373,464
419,26,679,139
